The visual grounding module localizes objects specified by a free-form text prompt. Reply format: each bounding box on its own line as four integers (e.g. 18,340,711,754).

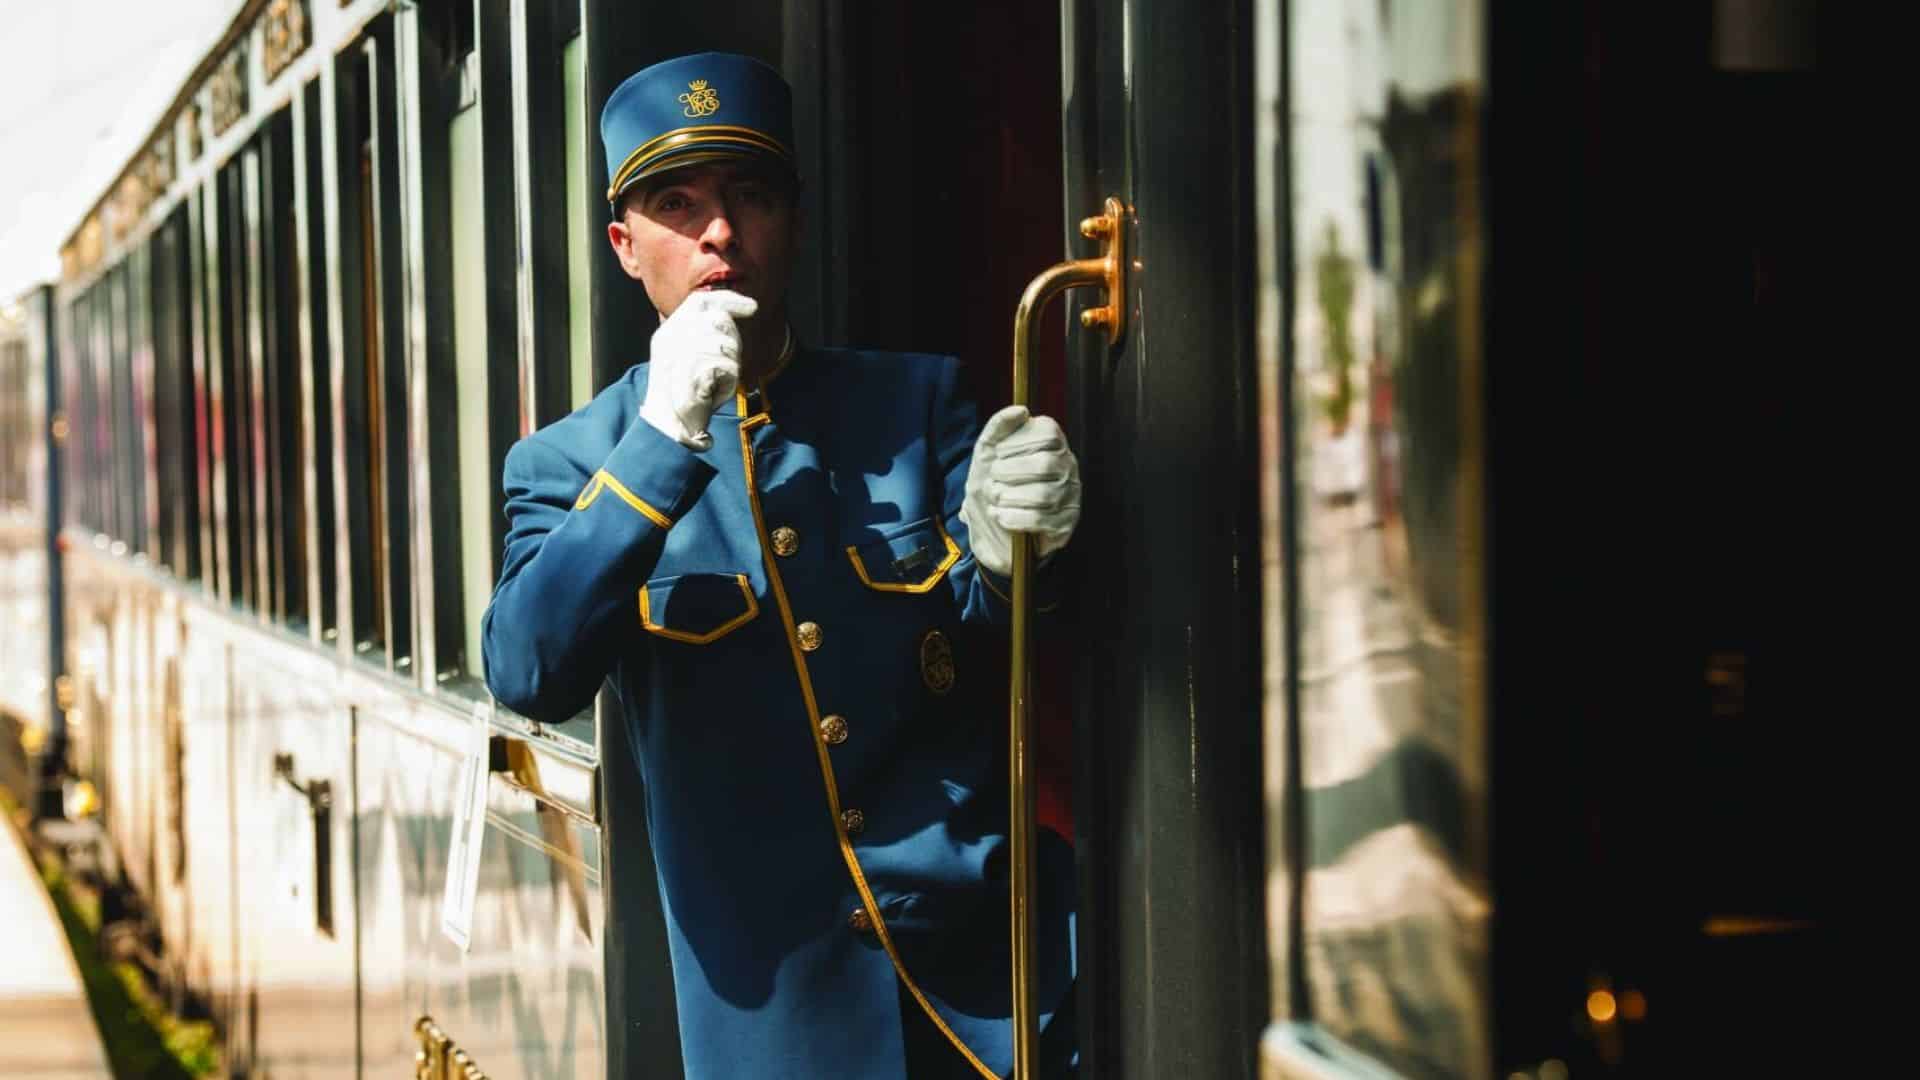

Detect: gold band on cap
606,124,793,202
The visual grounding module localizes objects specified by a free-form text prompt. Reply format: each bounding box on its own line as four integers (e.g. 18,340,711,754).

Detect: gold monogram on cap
679,79,720,118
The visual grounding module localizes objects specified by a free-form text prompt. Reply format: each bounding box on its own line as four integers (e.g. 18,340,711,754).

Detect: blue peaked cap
601,51,796,210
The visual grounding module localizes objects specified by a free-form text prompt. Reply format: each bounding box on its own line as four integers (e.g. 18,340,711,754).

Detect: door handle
272,752,335,937
414,1015,490,1079
488,734,595,940
1008,195,1127,1080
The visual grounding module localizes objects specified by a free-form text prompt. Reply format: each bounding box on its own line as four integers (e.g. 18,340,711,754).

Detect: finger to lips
700,288,759,321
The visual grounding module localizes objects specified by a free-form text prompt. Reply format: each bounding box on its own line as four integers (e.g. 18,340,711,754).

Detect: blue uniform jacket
481,347,1075,1078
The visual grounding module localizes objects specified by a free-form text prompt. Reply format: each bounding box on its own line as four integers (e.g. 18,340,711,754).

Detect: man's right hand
639,289,758,450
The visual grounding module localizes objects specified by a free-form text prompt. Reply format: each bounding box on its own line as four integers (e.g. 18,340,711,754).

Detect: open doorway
813,0,1078,846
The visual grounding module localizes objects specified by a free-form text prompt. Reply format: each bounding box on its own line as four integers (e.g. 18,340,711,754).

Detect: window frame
332,25,415,671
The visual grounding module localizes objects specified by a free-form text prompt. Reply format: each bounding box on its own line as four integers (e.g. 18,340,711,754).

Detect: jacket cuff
977,560,1063,615
581,417,719,526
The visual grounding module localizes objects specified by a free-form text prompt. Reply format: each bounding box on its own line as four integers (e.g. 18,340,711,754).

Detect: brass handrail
1008,195,1126,1080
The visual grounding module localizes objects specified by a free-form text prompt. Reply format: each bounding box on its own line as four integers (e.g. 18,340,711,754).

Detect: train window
134,247,157,556
429,0,476,63
9,342,19,506
243,146,278,617
106,265,133,547
562,11,590,409
62,298,78,529
0,338,9,506
1268,2,1492,1076
297,77,338,639
80,286,98,531
257,112,309,629
429,0,581,701
447,3,493,690
205,163,237,600
124,262,144,549
92,277,113,539
189,187,218,588
215,157,258,609
525,0,578,428
343,51,387,652
99,278,120,540
336,29,415,668
152,207,203,582
0,334,20,508
1,333,17,507
149,223,173,569
67,292,100,535
90,287,110,538
146,236,171,570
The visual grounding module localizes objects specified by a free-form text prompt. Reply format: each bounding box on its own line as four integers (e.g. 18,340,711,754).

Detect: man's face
606,161,799,321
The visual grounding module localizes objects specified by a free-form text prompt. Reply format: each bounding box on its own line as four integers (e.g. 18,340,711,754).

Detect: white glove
639,289,758,450
959,405,1081,578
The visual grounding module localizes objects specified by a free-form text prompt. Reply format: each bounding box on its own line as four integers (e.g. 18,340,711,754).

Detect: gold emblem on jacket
680,79,720,117
920,629,955,695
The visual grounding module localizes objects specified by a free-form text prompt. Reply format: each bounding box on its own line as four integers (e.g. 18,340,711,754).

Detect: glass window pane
115,261,147,553
131,249,154,556
564,30,591,410
451,91,493,687
1283,0,1491,1075
299,78,338,637
221,160,257,608
149,228,179,571
263,116,309,627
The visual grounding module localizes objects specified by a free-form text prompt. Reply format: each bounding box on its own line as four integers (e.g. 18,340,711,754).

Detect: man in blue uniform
481,52,1081,1078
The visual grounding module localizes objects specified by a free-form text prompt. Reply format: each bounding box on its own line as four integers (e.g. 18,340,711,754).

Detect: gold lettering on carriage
680,79,720,117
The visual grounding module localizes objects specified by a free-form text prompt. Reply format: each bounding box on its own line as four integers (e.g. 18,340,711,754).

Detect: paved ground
0,814,112,1078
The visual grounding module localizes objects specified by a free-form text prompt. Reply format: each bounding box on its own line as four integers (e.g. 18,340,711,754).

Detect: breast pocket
845,516,961,594
638,573,760,644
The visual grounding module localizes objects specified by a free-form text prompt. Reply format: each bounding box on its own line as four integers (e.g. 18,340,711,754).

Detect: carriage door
824,1,1273,1074
1047,1,1273,1076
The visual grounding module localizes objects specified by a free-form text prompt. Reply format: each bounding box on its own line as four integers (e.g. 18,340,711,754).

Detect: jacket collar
715,324,796,417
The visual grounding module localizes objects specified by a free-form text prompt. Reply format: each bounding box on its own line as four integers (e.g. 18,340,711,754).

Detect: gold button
770,526,799,557
841,808,866,835
919,629,955,695
796,621,823,652
848,907,874,933
821,715,848,745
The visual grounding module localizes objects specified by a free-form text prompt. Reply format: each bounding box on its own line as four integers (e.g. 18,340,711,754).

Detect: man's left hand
960,405,1081,578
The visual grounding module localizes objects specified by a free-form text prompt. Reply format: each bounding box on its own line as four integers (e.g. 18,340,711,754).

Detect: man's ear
606,216,641,279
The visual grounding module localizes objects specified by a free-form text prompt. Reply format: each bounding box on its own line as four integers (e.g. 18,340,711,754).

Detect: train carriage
0,298,59,809
0,0,1837,1077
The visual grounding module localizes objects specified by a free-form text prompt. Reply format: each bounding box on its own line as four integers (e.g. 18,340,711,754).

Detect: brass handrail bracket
1007,194,1128,1080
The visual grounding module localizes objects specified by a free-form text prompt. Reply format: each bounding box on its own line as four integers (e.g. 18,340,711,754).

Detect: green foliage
37,854,216,1078
1,783,221,1079
1316,220,1358,431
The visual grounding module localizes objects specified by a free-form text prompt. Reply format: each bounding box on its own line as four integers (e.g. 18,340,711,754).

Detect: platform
0,812,112,1078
